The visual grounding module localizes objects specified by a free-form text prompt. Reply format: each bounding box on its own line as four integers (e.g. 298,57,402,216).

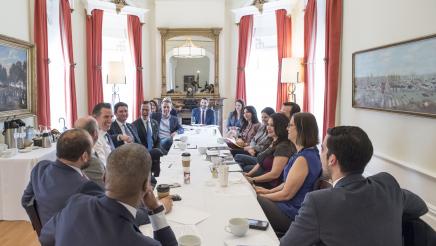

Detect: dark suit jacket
21,160,89,226
39,194,177,246
280,172,428,246
108,121,141,148
132,118,160,149
151,112,183,135
192,107,215,125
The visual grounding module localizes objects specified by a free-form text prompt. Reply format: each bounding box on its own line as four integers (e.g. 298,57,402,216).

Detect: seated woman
256,112,321,235
231,106,261,149
232,107,274,162
244,113,295,188
225,99,244,137
150,100,159,113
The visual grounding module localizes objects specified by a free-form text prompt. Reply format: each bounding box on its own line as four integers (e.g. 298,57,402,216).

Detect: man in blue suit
191,97,215,125
151,99,183,152
109,102,141,148
21,129,94,226
39,144,178,246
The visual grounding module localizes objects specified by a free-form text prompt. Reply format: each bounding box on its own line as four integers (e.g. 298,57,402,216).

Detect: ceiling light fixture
252,0,267,14
112,0,128,14
172,39,206,59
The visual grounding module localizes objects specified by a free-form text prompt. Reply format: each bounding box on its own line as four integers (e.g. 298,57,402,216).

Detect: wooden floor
0,221,40,246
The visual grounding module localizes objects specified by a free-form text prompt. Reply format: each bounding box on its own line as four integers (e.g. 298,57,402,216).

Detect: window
246,13,278,114
101,12,134,122
47,0,71,130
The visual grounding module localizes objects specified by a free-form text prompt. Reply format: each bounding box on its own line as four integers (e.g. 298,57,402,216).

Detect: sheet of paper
166,205,210,225
228,164,242,172
224,233,279,246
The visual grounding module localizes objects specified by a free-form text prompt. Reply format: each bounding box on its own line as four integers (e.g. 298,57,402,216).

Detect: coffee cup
224,218,249,237
178,234,201,246
182,152,191,184
156,184,170,199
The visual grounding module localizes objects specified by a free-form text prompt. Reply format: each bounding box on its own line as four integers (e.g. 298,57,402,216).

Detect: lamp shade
107,61,126,84
281,57,301,84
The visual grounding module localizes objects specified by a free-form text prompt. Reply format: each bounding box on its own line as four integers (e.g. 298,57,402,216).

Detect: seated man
191,97,215,125
21,129,94,226
280,126,428,246
39,144,178,246
151,99,183,152
74,116,106,188
133,100,164,176
280,102,300,122
92,102,115,165
109,102,140,148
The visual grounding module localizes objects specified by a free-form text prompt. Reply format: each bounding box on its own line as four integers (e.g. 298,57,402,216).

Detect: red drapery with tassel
35,0,51,126
127,15,144,119
303,0,317,113
59,0,77,126
275,9,292,111
323,0,342,137
86,9,104,114
235,15,253,102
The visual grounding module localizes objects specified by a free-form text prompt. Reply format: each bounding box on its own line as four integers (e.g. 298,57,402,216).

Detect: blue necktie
146,121,153,150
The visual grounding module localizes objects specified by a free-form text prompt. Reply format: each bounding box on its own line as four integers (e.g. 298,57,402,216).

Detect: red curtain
127,15,144,120
236,15,253,102
323,0,343,137
275,9,292,111
303,0,317,113
34,0,51,126
59,0,77,126
86,10,104,114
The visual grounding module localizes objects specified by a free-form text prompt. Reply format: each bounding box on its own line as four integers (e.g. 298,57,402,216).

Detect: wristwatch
148,205,165,215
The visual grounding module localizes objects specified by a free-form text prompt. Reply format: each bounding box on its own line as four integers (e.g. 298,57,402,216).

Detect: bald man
40,144,177,246
75,116,106,187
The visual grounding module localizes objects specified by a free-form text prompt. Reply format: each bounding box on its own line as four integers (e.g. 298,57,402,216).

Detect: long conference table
140,125,280,246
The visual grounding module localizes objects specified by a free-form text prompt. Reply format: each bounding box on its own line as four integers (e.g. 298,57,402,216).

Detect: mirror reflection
166,36,214,93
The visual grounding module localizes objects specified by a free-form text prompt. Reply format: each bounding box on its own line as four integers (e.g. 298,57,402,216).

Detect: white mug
179,234,201,246
225,218,249,237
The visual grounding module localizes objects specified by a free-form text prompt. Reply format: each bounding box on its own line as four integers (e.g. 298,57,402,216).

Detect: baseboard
366,152,436,229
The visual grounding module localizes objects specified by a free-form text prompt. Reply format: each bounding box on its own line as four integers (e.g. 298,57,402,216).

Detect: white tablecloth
0,146,57,220
141,126,280,246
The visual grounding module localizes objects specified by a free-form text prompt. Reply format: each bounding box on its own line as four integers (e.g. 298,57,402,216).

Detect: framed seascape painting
0,34,35,120
352,34,436,118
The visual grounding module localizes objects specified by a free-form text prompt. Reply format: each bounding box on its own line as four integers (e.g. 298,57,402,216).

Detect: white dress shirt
94,130,112,166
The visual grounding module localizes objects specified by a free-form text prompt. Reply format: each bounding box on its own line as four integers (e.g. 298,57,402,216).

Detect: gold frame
158,28,222,97
0,34,36,120
352,33,436,118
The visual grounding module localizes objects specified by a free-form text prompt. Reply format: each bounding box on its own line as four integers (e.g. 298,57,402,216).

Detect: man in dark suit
74,116,106,188
21,129,94,226
191,97,215,125
151,99,183,152
108,102,140,148
133,100,164,176
39,144,178,246
280,126,428,246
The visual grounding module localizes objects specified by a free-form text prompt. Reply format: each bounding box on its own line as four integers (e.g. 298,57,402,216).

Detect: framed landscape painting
352,34,436,118
0,34,35,120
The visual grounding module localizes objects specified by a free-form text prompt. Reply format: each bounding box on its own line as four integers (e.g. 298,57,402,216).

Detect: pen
168,163,173,168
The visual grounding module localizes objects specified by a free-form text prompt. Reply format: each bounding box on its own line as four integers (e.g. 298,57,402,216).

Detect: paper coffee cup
156,184,170,199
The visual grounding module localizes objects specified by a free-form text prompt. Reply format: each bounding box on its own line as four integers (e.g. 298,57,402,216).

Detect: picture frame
0,34,36,120
352,34,436,118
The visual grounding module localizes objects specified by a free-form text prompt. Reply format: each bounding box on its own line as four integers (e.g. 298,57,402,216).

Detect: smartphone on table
247,218,269,230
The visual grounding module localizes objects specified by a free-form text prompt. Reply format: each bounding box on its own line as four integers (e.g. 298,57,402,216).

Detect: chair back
23,197,42,236
312,176,332,190
403,218,436,246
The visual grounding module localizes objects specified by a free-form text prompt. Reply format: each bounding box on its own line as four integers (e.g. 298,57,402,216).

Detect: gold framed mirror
159,28,221,97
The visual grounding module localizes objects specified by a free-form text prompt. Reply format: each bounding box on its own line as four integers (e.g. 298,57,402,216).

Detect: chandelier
252,0,267,14
112,0,128,14
172,39,205,58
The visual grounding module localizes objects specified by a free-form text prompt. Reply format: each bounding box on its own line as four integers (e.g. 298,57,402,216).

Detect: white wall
340,0,436,227
0,0,35,142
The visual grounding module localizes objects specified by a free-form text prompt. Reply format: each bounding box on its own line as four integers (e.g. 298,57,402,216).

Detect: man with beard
279,126,428,246
21,129,94,226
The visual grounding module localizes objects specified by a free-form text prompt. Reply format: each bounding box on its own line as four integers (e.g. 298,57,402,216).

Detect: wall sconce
281,57,303,103
107,61,126,105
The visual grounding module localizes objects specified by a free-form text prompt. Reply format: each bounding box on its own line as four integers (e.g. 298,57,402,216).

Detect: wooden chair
23,197,42,236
